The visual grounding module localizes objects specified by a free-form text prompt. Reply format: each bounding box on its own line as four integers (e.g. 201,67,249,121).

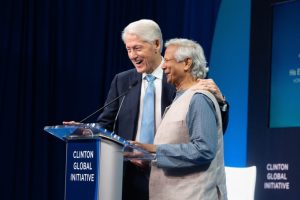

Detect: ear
183,58,192,71
154,39,160,53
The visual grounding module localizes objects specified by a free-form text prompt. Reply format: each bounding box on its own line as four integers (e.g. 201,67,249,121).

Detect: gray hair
121,19,163,53
165,38,209,79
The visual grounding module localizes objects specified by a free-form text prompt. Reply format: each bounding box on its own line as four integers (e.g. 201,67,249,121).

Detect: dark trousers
122,162,150,200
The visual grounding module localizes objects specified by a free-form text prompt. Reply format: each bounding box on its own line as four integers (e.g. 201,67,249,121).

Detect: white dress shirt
135,61,164,142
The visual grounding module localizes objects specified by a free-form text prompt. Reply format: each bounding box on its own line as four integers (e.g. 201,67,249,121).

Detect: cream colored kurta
149,89,227,200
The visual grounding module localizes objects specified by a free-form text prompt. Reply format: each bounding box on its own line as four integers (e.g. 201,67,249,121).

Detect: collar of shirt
142,58,164,80
136,59,164,141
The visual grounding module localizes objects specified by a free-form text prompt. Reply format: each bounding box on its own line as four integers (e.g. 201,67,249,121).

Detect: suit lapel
122,72,142,139
161,73,176,116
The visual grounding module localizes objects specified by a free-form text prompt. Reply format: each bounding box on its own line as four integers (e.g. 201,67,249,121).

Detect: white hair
121,19,163,53
165,38,209,79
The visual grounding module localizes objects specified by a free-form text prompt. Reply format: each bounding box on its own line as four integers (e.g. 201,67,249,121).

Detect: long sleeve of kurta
155,93,218,169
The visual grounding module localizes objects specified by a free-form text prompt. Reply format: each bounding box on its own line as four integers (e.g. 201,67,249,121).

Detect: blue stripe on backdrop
210,0,251,167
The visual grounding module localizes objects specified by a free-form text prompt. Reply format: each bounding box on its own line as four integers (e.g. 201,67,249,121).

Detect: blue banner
65,139,100,200
270,0,300,128
248,1,300,199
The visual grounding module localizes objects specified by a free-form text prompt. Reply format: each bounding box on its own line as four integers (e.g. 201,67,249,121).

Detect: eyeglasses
164,58,185,63
164,58,177,63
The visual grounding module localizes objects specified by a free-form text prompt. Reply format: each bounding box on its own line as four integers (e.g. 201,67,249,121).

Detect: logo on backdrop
264,163,290,190
288,53,300,84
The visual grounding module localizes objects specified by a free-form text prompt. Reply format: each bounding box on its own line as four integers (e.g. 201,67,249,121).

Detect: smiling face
162,45,187,87
124,33,161,74
162,45,195,90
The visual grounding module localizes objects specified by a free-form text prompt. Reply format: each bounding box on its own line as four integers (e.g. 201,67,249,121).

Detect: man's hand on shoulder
191,78,225,103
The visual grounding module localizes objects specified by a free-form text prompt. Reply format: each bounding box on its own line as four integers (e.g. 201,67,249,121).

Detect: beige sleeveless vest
149,89,227,200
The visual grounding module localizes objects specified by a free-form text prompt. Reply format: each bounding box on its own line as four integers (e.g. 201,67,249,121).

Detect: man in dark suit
97,19,229,200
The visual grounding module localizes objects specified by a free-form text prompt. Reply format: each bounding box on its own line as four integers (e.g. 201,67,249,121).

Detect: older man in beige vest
132,38,227,200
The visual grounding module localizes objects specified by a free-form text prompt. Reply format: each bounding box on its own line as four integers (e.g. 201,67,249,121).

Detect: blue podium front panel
43,123,155,200
65,139,100,200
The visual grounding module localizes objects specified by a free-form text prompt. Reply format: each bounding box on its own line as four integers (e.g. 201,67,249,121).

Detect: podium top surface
44,123,128,145
44,123,155,160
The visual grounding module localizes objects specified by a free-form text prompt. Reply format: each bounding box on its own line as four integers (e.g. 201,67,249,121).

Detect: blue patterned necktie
140,74,156,144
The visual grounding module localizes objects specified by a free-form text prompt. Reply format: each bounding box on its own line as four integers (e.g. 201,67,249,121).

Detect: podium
44,123,154,200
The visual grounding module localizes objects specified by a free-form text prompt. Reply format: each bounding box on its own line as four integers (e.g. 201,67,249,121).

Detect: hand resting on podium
124,141,156,168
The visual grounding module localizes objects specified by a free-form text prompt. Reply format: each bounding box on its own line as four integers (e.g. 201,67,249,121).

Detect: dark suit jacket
97,68,176,140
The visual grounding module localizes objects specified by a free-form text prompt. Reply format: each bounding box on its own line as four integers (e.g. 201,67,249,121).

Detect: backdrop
0,0,221,199
248,0,300,199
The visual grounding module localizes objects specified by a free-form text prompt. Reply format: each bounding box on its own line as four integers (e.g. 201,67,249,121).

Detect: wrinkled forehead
164,45,178,58
124,34,154,48
124,33,146,42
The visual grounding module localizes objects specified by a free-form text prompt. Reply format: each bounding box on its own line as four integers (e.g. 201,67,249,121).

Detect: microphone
79,79,139,123
112,95,126,132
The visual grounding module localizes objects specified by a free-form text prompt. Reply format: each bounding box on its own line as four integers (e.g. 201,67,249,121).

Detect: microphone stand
79,80,139,123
